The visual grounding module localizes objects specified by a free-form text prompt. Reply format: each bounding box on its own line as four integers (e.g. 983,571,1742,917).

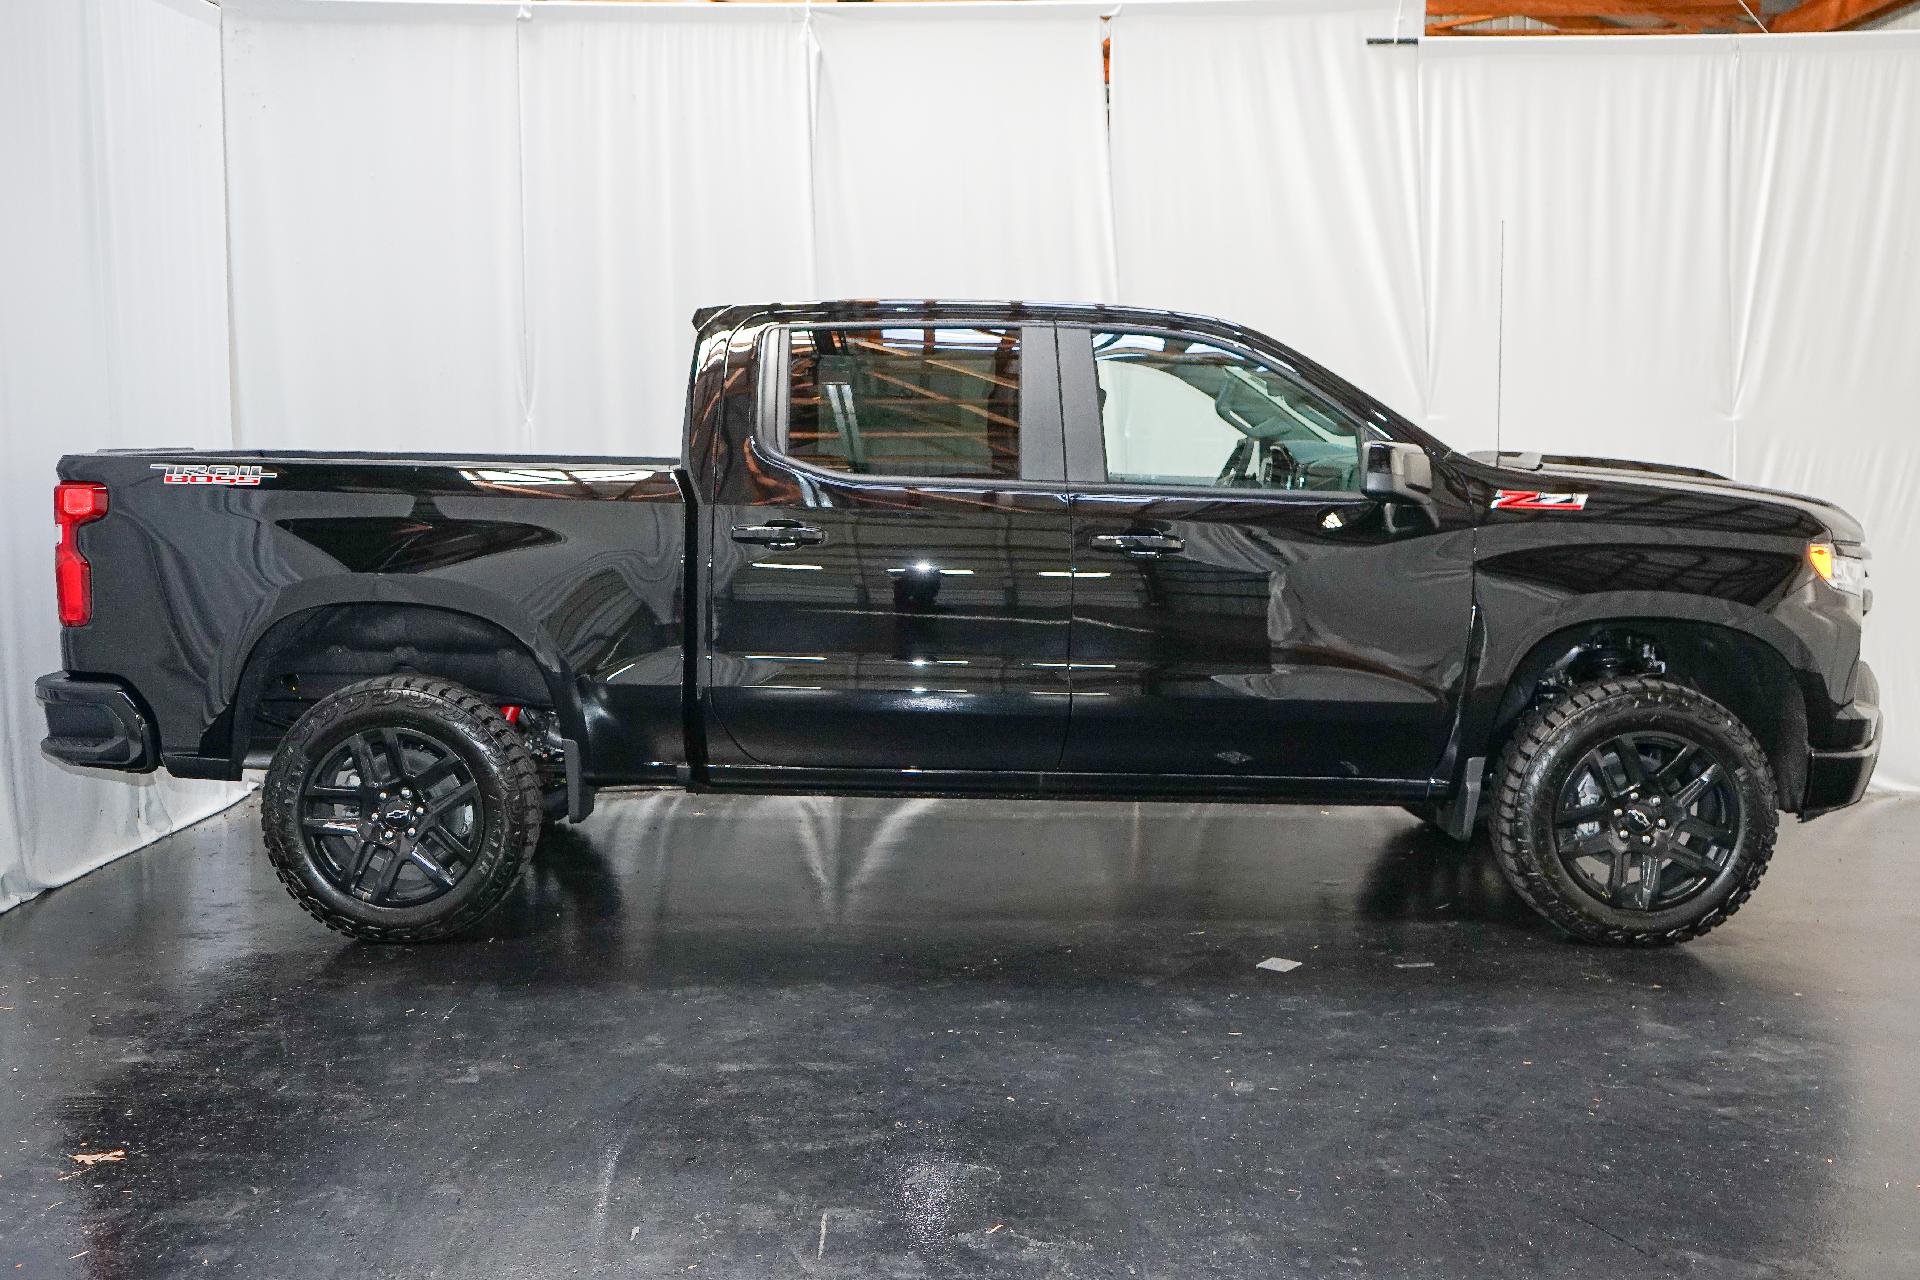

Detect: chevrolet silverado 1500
38,301,1880,944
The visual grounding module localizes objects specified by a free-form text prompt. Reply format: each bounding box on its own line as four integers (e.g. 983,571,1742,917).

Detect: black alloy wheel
298,726,483,908
1489,675,1777,946
1551,731,1741,913
263,676,542,942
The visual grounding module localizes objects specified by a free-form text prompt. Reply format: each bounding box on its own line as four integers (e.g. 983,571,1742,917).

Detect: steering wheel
1214,438,1255,487
1260,441,1302,490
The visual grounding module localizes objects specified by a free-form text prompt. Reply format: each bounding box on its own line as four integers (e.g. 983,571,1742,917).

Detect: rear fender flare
213,576,583,759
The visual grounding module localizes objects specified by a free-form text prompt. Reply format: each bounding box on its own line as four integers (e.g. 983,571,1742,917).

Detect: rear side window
783,326,1022,480
1092,330,1371,492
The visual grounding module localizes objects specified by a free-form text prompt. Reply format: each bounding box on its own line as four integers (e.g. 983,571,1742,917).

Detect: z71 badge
1491,489,1588,511
152,463,276,487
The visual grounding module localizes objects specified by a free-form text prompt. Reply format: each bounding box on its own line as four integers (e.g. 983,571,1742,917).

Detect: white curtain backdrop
5,0,1918,912
224,0,528,451
1728,32,1920,801
1419,35,1738,471
1109,0,1427,425
0,0,246,913
808,4,1116,303
519,5,815,455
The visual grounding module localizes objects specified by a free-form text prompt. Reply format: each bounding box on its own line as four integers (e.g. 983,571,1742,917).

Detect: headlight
1808,541,1867,597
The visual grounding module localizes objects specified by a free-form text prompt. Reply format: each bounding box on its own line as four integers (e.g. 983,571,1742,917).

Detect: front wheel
262,676,542,942
1489,676,1777,946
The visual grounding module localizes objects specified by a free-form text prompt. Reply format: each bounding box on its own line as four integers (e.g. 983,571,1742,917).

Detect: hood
1470,449,1867,548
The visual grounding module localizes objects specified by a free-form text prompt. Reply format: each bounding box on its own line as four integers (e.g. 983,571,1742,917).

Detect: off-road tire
263,676,541,942
1489,676,1777,946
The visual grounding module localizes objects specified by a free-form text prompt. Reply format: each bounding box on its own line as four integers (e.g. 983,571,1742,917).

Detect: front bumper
36,672,158,773
1801,661,1880,819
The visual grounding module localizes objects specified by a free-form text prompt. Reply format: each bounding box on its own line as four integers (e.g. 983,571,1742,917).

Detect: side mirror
1360,440,1433,503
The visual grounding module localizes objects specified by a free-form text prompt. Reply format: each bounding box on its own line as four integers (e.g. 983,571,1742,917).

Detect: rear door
703,319,1074,775
1057,323,1474,783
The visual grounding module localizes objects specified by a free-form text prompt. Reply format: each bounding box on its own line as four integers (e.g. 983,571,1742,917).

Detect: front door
705,320,1073,775
1057,324,1475,783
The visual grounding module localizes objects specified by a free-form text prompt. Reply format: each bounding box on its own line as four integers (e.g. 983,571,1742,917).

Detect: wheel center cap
382,801,414,825
1624,809,1654,833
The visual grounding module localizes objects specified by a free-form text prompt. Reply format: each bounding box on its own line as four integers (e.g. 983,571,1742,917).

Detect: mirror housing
1360,440,1433,503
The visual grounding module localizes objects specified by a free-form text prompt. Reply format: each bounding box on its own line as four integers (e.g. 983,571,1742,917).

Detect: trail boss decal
152,464,276,487
1491,489,1588,512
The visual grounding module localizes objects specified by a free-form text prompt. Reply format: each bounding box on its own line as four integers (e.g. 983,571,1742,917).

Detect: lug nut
407,828,416,836
1649,796,1662,807
1641,835,1653,845
379,791,388,800
1657,818,1668,828
402,788,412,798
1618,830,1630,839
1613,808,1623,816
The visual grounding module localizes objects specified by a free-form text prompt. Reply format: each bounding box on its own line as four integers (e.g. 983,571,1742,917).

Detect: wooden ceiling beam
1428,23,1702,32
1772,0,1915,30
1530,13,1635,27
1434,0,1742,16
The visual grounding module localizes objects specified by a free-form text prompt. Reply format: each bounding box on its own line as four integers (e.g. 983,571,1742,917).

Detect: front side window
1092,331,1370,492
784,326,1021,480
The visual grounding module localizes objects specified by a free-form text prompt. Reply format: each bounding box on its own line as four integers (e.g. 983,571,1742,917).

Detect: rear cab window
772,324,1063,484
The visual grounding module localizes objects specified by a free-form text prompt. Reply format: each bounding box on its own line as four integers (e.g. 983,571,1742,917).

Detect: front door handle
731,522,826,550
1091,532,1184,559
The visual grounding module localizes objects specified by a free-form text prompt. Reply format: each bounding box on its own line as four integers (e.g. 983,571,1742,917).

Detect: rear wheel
262,676,541,942
1489,676,1776,946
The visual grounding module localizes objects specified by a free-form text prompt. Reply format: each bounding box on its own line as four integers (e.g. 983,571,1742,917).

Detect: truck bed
57,448,691,785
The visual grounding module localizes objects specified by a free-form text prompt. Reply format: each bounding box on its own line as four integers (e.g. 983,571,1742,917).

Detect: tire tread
1488,675,1777,946
261,675,541,943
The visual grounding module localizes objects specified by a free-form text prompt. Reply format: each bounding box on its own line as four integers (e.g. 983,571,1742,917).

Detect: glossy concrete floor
2,791,1917,1279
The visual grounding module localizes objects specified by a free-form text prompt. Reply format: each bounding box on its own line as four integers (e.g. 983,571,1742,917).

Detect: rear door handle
731,522,826,550
1091,532,1184,558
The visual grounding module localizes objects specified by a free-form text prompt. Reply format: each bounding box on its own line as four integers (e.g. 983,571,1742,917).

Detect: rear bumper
36,672,158,773
1801,661,1880,819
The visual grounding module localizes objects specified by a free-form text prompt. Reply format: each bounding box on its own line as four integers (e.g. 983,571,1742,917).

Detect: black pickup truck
39,301,1879,946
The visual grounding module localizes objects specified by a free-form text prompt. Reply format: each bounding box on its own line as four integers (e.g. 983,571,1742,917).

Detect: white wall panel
0,0,245,913
1866,2,1920,28
1109,0,1427,423
1729,32,1920,789
808,4,1116,302
223,0,526,451
1421,37,1737,467
520,5,814,457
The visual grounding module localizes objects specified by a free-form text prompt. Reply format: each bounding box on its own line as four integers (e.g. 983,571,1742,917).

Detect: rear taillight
55,482,109,627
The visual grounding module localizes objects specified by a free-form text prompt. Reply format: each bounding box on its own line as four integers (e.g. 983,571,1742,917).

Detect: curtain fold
223,0,527,451
1727,31,1920,792
807,4,1117,303
1109,0,1427,425
0,0,246,914
519,5,815,456
1419,36,1738,468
